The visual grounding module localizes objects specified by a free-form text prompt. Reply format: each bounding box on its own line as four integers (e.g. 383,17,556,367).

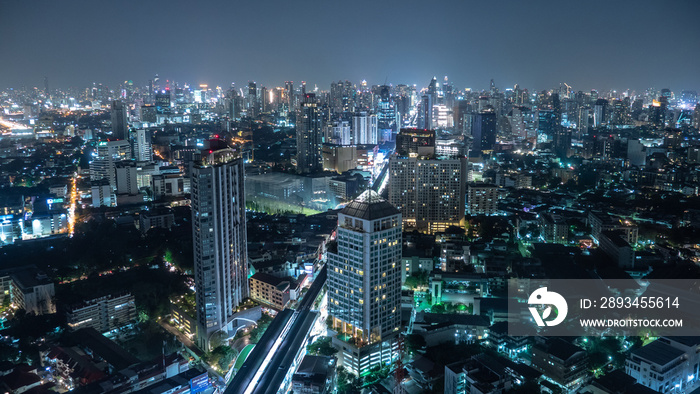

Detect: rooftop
340,190,399,220
632,340,686,366
537,337,585,361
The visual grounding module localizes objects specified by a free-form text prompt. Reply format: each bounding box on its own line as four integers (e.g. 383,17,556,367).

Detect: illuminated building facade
328,190,402,375
191,148,248,349
296,93,323,174
390,128,466,233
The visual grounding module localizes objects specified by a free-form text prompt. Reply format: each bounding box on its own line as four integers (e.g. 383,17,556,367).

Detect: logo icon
528,287,568,327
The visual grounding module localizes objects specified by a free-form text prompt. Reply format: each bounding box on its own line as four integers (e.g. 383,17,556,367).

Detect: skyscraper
390,129,467,233
155,91,171,115
328,190,402,375
247,81,257,116
285,81,294,111
133,129,152,162
191,148,248,349
296,93,323,174
470,108,497,156
110,100,128,140
352,111,378,145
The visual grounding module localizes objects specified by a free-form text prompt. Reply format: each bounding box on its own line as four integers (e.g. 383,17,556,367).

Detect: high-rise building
110,100,128,140
115,161,139,195
352,112,378,145
285,81,294,111
419,94,433,130
395,128,435,157
191,148,248,349
133,129,152,162
90,140,132,188
376,85,396,141
247,81,257,116
140,105,157,123
296,93,323,174
467,183,499,215
593,99,608,127
470,108,497,156
390,129,466,233
328,190,402,375
155,91,171,115
537,109,558,142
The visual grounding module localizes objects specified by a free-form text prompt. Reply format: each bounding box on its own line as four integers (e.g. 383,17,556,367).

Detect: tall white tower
191,148,248,349
328,190,402,374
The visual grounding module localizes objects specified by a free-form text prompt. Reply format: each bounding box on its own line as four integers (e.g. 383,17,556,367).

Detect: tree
206,345,237,371
307,337,338,356
405,334,426,354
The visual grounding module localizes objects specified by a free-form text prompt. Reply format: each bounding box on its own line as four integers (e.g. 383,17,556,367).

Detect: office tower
507,106,528,139
155,91,171,115
140,105,157,123
247,81,257,116
390,129,467,233
110,100,128,140
376,85,395,141
260,86,269,113
537,109,557,142
328,190,401,375
330,81,346,114
352,111,378,145
470,108,497,156
90,140,132,188
296,93,323,174
610,98,631,126
593,99,608,127
191,148,248,349
649,98,668,128
552,128,572,158
418,94,433,129
454,101,473,135
578,106,591,136
285,81,294,111
133,129,152,162
43,76,49,97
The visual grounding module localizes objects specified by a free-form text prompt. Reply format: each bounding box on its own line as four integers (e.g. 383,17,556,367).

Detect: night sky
1,0,699,92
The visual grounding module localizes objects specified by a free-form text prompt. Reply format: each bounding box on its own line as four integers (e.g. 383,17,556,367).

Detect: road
158,320,203,358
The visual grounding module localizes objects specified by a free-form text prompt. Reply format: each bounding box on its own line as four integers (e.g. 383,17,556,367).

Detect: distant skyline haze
1,0,699,93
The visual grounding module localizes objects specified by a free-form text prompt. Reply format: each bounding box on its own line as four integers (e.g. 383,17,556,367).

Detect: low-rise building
599,230,635,268
445,354,513,394
291,355,335,394
1,266,56,315
66,293,136,333
487,322,530,360
151,173,187,200
138,208,175,234
588,211,638,245
540,213,568,244
531,337,588,390
626,337,700,393
249,272,291,310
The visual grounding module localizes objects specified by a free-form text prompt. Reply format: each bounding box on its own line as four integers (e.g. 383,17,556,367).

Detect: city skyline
1,0,699,92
